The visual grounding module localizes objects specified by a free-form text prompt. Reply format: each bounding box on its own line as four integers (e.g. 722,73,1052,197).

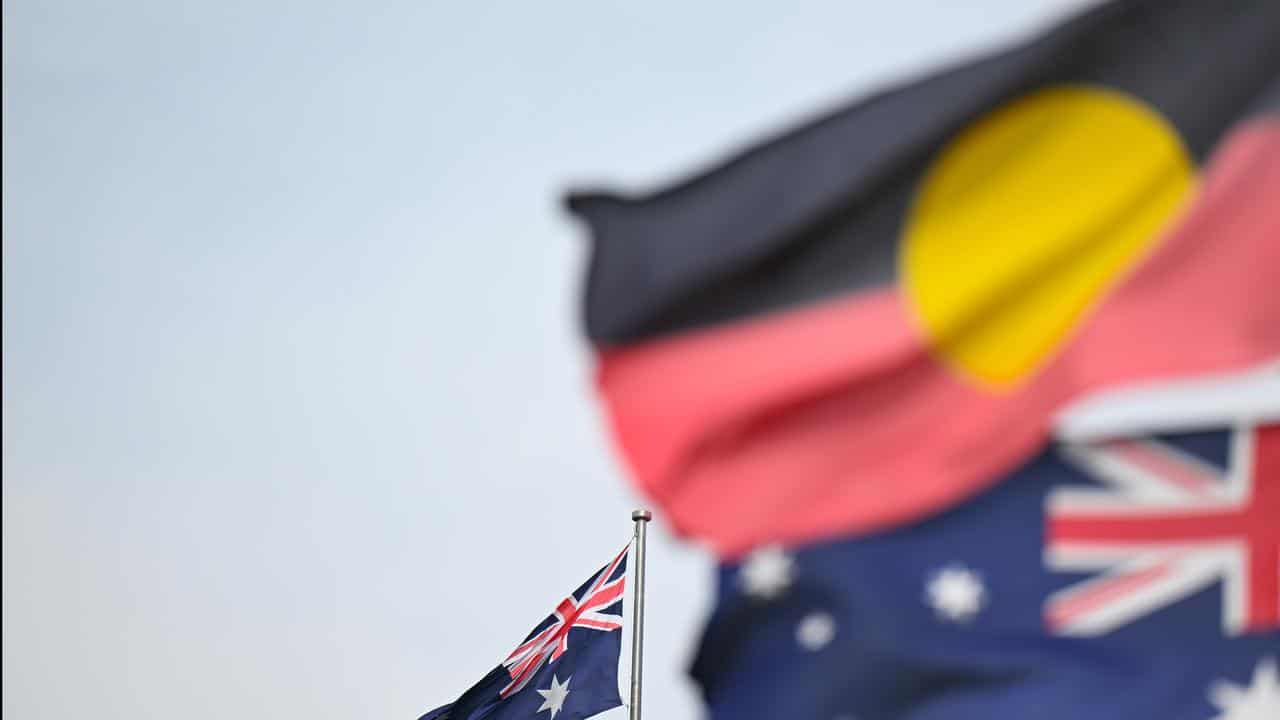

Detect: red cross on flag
1046,424,1279,635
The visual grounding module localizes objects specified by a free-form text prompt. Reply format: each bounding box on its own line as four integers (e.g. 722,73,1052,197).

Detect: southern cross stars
738,545,795,599
535,674,571,719
926,565,987,623
738,547,839,652
1210,657,1280,720
796,611,836,651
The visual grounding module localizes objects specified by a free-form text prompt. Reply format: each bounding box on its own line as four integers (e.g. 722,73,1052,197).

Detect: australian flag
421,547,629,720
691,403,1280,719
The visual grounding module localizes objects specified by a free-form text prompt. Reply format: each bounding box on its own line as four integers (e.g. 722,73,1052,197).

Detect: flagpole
628,508,651,720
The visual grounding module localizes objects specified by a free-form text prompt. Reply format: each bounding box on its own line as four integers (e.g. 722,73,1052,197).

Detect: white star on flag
536,674,571,719
795,611,836,651
739,545,794,599
925,565,987,623
1209,657,1280,720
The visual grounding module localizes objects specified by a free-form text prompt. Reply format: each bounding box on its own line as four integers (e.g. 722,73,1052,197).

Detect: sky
3,1,1096,718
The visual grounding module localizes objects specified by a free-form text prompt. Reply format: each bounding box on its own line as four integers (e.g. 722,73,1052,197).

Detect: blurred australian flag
421,547,629,720
692,410,1280,719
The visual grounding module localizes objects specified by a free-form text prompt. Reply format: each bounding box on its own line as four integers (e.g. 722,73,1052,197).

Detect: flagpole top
632,509,652,522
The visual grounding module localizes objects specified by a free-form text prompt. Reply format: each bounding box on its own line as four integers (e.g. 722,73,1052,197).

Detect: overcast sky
3,1,1095,718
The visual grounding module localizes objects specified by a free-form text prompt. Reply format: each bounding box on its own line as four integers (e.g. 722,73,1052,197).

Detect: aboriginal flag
566,0,1280,558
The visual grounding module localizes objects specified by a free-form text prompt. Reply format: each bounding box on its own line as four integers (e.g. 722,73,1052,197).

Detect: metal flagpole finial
632,509,652,522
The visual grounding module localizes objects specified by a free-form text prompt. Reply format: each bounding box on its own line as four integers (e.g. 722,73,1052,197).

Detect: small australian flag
421,547,629,720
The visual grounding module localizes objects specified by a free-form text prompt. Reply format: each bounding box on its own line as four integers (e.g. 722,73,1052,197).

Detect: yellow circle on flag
901,86,1195,389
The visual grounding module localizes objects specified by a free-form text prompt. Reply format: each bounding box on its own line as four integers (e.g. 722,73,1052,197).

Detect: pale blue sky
3,2,1093,718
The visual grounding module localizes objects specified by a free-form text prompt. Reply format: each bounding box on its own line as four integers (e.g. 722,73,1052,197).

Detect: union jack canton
1047,424,1279,636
